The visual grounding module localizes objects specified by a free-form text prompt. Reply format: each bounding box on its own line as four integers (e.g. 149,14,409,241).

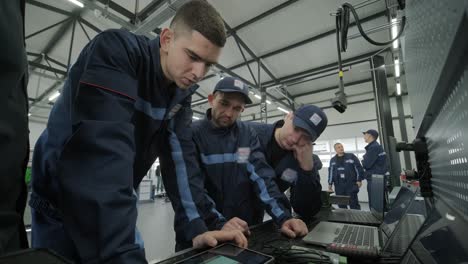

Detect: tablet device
174,243,274,264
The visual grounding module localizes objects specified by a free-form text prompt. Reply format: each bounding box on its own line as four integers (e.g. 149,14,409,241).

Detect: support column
396,95,412,169
370,55,401,186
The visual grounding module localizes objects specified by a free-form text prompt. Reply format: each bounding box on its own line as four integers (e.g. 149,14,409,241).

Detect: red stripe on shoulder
80,81,136,101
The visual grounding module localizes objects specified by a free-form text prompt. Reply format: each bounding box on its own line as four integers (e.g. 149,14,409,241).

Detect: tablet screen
175,244,273,264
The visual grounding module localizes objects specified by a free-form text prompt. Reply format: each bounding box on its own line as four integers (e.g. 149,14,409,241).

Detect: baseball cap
213,77,252,104
363,129,379,139
292,105,328,141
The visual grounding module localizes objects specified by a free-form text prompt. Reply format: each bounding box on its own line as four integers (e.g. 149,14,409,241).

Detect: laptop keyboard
329,210,380,223
347,212,378,222
333,225,375,247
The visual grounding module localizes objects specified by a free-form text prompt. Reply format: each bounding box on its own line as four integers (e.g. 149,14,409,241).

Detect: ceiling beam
96,0,135,21
137,0,167,23
262,49,383,87
26,0,73,16
80,0,136,30
25,17,71,40
246,93,409,121
227,0,300,36
291,75,392,99
28,61,68,76
78,17,102,34
203,10,386,82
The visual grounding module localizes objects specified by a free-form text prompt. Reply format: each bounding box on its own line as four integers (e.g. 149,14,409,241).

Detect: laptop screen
380,188,426,255
369,174,385,220
381,186,417,237
408,198,468,264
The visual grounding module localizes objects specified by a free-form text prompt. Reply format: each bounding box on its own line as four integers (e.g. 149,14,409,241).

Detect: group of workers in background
0,1,387,263
328,129,388,210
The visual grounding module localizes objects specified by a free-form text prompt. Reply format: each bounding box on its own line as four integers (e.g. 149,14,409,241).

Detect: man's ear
159,28,173,53
208,94,215,106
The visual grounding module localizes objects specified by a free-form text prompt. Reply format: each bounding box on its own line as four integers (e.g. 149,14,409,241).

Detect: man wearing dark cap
250,105,327,220
328,143,364,210
362,129,388,207
183,76,308,250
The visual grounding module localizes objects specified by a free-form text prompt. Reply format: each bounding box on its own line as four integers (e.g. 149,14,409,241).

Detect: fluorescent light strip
266,100,271,104
277,107,289,114
394,59,400,78
445,213,456,221
67,0,84,8
396,82,401,95
192,116,200,120
48,91,60,101
391,18,398,49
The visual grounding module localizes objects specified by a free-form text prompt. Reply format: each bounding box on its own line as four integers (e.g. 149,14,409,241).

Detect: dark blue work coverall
362,140,388,208
328,153,364,209
313,154,323,178
189,111,292,244
30,29,215,263
249,121,323,220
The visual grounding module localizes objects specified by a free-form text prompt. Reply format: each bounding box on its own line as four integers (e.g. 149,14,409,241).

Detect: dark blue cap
213,76,252,104
363,129,379,139
293,105,328,141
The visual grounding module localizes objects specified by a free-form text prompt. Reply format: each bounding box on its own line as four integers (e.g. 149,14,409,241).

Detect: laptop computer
328,194,351,206
303,187,424,258
400,197,468,264
326,174,385,226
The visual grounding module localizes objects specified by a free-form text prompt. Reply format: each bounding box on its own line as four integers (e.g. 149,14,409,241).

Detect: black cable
260,239,332,264
397,0,405,10
335,8,346,91
342,2,406,46
336,7,350,52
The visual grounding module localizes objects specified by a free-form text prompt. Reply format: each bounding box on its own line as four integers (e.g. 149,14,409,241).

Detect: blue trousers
31,191,144,261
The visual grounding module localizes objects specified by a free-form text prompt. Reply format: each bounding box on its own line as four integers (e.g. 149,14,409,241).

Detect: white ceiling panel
27,73,59,99
209,0,287,28
25,4,69,38
237,0,386,55
218,37,254,68
261,17,389,80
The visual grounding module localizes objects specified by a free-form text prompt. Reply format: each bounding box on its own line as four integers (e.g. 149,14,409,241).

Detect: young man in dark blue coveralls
328,143,364,210
249,105,328,220
362,129,388,208
29,1,246,263
184,77,308,250
0,0,30,254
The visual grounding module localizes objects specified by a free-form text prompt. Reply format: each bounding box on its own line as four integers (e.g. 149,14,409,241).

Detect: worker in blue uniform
249,105,328,220
362,129,388,208
328,143,364,210
29,1,246,263
185,76,308,250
